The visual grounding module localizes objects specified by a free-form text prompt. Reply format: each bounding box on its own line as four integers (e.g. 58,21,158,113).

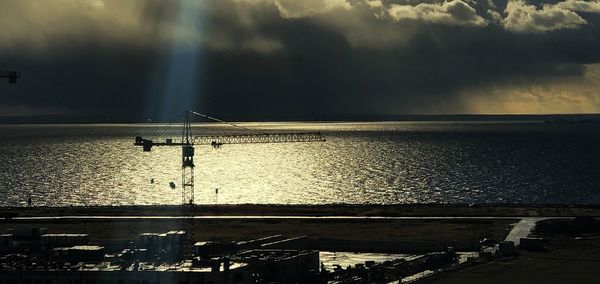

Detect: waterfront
1,121,600,206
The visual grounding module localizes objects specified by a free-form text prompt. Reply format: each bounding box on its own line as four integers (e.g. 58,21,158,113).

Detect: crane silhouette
134,109,325,256
0,71,19,84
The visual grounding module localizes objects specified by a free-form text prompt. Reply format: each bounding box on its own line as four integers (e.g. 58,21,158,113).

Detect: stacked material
41,234,90,247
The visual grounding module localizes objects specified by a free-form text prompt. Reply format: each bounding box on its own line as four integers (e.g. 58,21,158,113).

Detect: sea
1,121,599,206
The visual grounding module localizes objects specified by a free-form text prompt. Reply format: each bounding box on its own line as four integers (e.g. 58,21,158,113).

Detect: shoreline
2,204,600,218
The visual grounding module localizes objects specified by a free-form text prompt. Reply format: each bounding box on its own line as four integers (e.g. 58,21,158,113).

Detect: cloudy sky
1,0,600,121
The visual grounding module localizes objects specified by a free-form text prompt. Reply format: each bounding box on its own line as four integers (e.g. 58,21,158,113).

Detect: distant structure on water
0,71,19,84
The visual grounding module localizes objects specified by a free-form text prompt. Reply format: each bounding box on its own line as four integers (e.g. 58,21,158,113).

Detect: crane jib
134,132,325,151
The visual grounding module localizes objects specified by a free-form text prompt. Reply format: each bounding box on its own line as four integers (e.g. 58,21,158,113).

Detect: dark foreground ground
2,205,600,282
0,204,546,252
1,205,599,253
423,218,600,284
0,217,515,253
423,238,600,284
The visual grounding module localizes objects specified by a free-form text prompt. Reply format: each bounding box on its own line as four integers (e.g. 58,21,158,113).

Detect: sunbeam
158,0,204,122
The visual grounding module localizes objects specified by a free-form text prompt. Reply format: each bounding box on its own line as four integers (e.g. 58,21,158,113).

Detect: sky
1,0,600,121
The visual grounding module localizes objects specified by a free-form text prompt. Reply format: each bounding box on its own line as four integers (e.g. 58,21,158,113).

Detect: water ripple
0,122,599,206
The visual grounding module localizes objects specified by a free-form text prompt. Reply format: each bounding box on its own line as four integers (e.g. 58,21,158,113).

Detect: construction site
2,203,600,283
2,47,600,282
0,87,598,282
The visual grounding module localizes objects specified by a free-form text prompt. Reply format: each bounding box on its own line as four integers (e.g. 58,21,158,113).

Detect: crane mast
181,111,195,205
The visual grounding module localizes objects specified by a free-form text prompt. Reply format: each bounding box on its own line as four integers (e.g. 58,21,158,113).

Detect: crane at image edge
133,109,325,256
0,71,19,83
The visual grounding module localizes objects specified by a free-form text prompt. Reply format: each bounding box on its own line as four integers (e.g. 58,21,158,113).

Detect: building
519,237,545,251
0,259,252,284
1,227,319,284
234,249,320,283
41,234,90,249
52,245,105,262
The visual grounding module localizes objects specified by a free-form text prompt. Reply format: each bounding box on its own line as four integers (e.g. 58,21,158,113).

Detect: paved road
503,217,563,245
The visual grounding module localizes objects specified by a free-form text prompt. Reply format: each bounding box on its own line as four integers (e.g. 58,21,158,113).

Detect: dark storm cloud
1,0,600,120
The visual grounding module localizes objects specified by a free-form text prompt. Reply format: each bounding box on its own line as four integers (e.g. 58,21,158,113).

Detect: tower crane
134,109,325,256
135,110,325,205
0,71,19,83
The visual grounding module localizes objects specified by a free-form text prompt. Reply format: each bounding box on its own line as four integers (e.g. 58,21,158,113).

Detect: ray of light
157,0,204,122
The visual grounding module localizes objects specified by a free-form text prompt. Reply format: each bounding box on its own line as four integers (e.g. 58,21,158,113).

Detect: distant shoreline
1,113,600,124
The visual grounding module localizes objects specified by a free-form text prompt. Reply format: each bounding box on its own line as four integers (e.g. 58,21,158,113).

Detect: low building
6,227,47,240
519,237,545,251
41,233,90,249
497,241,515,256
137,231,186,256
0,234,13,251
0,260,252,284
52,245,105,262
195,241,237,258
235,249,320,283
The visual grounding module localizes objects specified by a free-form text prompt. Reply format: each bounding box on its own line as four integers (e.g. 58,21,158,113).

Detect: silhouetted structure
133,109,325,257
0,71,19,83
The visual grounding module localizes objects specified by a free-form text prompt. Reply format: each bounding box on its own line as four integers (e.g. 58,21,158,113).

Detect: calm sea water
1,122,599,206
